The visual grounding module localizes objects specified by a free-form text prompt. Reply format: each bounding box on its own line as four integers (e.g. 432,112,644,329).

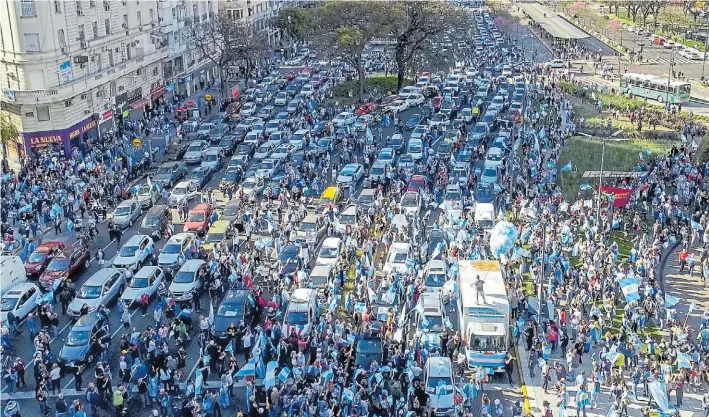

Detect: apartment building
221,0,288,45
0,0,217,164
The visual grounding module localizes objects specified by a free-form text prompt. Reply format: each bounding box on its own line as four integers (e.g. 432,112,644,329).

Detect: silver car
184,140,209,164
67,268,125,317
112,200,142,229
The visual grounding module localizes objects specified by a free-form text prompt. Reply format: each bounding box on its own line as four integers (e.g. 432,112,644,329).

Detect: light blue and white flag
618,277,640,302
278,367,290,383
235,357,256,378
580,184,592,191
560,161,572,172
264,361,278,389
665,294,681,308
677,352,691,369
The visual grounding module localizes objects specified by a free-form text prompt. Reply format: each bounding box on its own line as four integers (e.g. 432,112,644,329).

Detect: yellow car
201,220,235,251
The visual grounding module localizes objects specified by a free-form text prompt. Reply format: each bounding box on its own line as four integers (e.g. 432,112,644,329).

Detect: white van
284,288,319,337
408,138,424,161
1,256,27,296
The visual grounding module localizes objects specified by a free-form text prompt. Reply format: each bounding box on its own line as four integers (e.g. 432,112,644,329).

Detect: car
256,158,281,179
300,84,315,97
274,92,289,106
184,203,213,236
24,241,66,278
154,161,187,188
400,191,421,216
406,93,425,106
218,135,237,156
383,242,411,274
220,167,243,189
406,114,423,130
545,59,568,69
355,103,376,115
368,160,388,184
332,112,356,127
423,357,457,416
201,220,235,252
407,175,427,194
337,163,364,185
388,100,409,113
485,147,504,167
425,231,449,262
481,112,497,130
38,242,91,291
470,122,489,142
399,153,415,170
277,244,301,276
241,102,257,116
475,182,494,204
286,99,300,114
187,166,213,189
265,120,282,136
270,144,293,160
0,282,40,326
169,259,207,302
57,313,109,371
254,90,272,105
295,214,327,246
257,106,275,120
168,181,197,207
184,140,209,164
120,266,165,306
67,268,126,317
158,233,196,275
398,86,416,99
316,237,344,266
211,288,258,342
410,125,429,141
355,323,384,369
415,292,446,334
242,176,265,196
113,234,154,271
429,113,450,128
354,115,373,132
253,143,274,162
389,134,405,154
335,204,362,234
111,200,142,230
139,204,171,238
480,164,498,184
378,147,396,166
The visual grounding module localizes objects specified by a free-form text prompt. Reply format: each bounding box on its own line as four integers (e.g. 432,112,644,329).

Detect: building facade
0,0,217,165
221,0,288,46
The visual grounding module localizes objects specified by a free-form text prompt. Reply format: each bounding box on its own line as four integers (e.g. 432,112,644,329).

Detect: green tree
273,7,313,43
311,2,389,103
188,11,268,100
0,112,19,159
387,1,465,91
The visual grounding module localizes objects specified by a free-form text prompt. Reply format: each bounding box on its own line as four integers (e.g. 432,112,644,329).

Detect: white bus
458,260,509,371
619,72,691,103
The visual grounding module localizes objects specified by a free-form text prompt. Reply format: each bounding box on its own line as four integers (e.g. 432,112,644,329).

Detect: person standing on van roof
474,275,486,304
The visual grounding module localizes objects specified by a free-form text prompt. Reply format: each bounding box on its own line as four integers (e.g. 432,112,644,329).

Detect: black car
154,161,187,188
211,288,258,344
219,135,238,156
188,166,212,189
290,151,305,170
208,128,224,145
277,245,301,276
389,136,404,154
405,114,422,130
57,314,109,371
236,142,256,159
140,204,172,237
436,142,453,159
426,229,449,261
355,322,383,369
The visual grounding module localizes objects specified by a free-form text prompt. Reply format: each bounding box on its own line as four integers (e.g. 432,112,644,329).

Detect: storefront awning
130,98,150,111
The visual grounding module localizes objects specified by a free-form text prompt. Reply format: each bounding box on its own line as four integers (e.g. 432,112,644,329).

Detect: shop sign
101,110,113,123
115,92,128,107
127,87,142,104
23,116,98,155
178,74,193,84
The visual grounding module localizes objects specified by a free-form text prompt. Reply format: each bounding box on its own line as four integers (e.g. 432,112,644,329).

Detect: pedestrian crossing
646,57,698,65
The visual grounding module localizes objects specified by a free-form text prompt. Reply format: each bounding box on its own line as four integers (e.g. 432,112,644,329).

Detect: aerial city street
1,1,708,417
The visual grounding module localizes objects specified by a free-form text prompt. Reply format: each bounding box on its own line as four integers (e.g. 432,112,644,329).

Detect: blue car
312,122,327,136
188,166,212,189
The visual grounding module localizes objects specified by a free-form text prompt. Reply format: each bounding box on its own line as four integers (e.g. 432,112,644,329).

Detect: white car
113,234,154,271
354,115,373,132
336,163,364,184
410,125,429,141
332,112,356,127
315,237,344,266
545,59,568,69
429,113,449,128
388,100,410,113
256,158,281,179
406,94,425,106
400,191,421,217
158,233,195,274
398,86,416,99
300,84,315,97
274,92,289,106
0,283,40,326
168,181,197,207
480,164,498,184
336,204,360,234
383,242,411,274
121,266,165,306
241,102,257,116
485,147,503,168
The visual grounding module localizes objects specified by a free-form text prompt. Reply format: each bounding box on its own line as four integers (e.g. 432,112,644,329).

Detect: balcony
2,48,169,105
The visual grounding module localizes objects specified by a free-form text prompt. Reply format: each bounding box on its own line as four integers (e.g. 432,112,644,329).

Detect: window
92,21,99,38
78,24,85,40
54,0,61,13
105,18,110,34
23,33,40,52
108,49,114,66
20,0,37,17
171,7,176,18
96,53,102,71
76,1,82,11
149,8,154,22
137,11,141,25
57,29,66,47
123,14,128,27
37,106,50,121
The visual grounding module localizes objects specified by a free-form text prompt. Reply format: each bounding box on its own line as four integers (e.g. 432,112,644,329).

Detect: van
284,288,319,337
408,138,424,161
1,256,28,295
308,264,334,290
169,259,207,301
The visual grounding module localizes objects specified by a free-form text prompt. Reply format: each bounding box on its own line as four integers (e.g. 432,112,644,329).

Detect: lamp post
702,12,709,79
596,129,623,226
666,50,675,104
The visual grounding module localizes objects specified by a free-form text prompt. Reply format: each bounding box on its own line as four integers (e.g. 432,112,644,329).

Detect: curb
513,343,532,417
658,240,681,296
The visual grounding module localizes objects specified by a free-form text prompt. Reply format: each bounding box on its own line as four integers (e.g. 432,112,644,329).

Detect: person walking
49,363,62,395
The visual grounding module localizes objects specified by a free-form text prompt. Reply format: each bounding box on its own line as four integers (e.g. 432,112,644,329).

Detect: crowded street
1,3,709,417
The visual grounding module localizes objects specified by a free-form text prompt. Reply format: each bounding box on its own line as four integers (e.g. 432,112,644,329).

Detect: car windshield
143,215,162,227
205,154,218,162
390,252,407,263
218,302,243,317
286,310,309,325
260,161,274,170
357,339,381,354
299,221,317,232
28,251,48,263
188,213,205,222
319,246,339,258
114,206,132,216
138,185,152,195
426,274,446,287
225,171,240,181
119,246,139,257
469,334,506,351
223,205,239,216
279,248,298,262
371,166,385,175
206,233,225,243
488,152,502,161
79,285,102,299
173,271,196,284
473,125,486,134
172,186,188,196
157,166,174,175
427,376,453,393
129,278,149,288
188,144,203,152
358,194,374,204
446,190,461,201
402,195,418,206
46,258,70,272
66,330,90,346
162,243,183,254
190,170,205,180
409,144,422,153
339,213,356,225
237,144,251,153
0,298,18,312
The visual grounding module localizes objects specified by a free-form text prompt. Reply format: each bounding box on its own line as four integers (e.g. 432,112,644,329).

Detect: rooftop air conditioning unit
77,10,85,16
122,23,128,28
81,93,88,99
81,41,88,48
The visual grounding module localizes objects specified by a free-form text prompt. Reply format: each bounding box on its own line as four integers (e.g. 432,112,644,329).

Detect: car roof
341,204,358,215
192,203,211,212
426,356,453,377
84,268,121,285
223,288,253,305
4,282,39,294
73,313,104,329
124,234,149,246
180,259,206,272
117,200,136,208
166,233,195,244
174,181,192,188
390,242,410,251
134,266,161,278
145,205,168,215
322,237,342,248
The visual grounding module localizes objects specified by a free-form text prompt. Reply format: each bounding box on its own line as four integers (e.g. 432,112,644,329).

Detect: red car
39,242,90,291
283,72,296,80
355,103,376,116
407,175,427,193
24,241,66,278
432,96,443,111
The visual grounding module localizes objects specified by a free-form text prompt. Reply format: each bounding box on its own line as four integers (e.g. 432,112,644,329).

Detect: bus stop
519,3,588,47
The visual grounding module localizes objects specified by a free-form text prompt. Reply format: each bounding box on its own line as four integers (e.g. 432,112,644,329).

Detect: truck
457,260,509,371
474,202,495,231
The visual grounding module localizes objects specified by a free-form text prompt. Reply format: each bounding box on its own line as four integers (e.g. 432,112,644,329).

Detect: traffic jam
3,5,541,417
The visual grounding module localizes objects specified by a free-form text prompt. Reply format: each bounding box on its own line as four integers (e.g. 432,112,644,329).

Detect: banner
601,186,633,208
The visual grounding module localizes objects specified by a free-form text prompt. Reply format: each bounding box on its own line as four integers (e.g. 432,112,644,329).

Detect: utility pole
666,50,674,103
702,12,709,80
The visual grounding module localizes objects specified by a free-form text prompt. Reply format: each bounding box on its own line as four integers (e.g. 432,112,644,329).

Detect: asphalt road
2,13,529,417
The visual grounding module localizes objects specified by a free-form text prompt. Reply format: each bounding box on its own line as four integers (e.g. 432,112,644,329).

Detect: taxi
201,220,235,251
315,186,342,212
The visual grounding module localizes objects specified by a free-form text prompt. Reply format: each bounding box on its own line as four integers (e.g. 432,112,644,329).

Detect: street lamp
702,12,709,80
666,50,675,104
596,129,623,226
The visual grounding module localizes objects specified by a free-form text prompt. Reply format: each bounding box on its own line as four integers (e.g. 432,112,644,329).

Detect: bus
457,260,509,372
619,73,691,103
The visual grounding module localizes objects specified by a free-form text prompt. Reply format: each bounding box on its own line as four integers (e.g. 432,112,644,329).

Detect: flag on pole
618,277,640,302
560,161,572,172
264,361,278,389
225,340,234,355
235,358,256,378
208,300,214,326
278,367,290,383
579,184,592,191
